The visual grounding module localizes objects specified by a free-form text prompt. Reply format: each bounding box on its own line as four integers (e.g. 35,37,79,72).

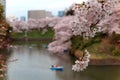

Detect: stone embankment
90,58,120,65
74,49,120,65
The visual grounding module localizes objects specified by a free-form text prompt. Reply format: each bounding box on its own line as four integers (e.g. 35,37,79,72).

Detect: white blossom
70,0,118,39
72,49,90,72
48,16,74,54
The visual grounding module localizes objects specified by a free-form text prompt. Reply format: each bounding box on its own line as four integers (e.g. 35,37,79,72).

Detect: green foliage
71,35,83,50
11,28,54,38
109,32,120,44
112,49,120,56
71,32,103,51
65,8,74,16
109,45,115,52
0,3,4,19
95,32,108,38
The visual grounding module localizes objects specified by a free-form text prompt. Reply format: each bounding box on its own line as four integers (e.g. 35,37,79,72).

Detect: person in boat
51,65,54,68
51,65,58,68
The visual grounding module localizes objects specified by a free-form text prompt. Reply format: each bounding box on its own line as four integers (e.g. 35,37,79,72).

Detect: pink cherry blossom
98,3,120,35
71,0,118,39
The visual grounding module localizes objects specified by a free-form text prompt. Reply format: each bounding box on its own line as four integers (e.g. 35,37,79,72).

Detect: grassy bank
71,33,120,62
11,28,54,39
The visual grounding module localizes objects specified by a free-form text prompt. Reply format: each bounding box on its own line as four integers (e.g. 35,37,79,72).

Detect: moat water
0,42,120,80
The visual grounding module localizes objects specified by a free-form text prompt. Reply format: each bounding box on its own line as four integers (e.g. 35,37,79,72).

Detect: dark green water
0,43,120,80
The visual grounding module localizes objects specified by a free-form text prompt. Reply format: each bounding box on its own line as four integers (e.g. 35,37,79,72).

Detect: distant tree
48,16,73,54
64,3,80,16
65,8,74,16
0,3,4,19
0,3,12,49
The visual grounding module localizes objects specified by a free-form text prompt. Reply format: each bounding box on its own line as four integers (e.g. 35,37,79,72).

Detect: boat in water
50,65,64,71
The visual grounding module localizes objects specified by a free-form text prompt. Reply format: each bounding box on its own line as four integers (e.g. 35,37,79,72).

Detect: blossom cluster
10,17,62,32
97,3,120,34
72,49,90,72
48,16,74,54
70,0,118,39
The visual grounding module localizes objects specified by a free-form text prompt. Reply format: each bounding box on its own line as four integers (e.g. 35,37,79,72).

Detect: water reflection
0,48,11,80
0,43,120,80
0,54,7,78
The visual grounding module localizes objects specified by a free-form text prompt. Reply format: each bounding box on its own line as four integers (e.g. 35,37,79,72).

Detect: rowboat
50,66,64,71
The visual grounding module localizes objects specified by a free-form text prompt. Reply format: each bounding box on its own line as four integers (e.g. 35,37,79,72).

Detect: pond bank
73,49,120,65
11,38,53,42
89,58,120,65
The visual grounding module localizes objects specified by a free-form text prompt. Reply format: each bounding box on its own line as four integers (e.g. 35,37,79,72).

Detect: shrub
71,33,102,51
0,3,4,19
109,32,120,44
112,49,120,56
110,45,115,52
0,3,12,49
71,35,83,50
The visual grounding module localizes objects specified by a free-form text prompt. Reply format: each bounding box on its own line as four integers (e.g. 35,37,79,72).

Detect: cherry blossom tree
71,0,118,39
48,16,74,54
72,49,90,71
19,20,28,31
10,17,62,32
71,0,119,71
97,3,120,34
27,19,38,30
10,19,21,32
0,3,12,49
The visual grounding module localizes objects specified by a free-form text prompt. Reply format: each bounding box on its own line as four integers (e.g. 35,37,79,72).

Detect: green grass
71,33,120,59
87,43,112,59
11,28,54,38
11,32,25,38
87,42,120,59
